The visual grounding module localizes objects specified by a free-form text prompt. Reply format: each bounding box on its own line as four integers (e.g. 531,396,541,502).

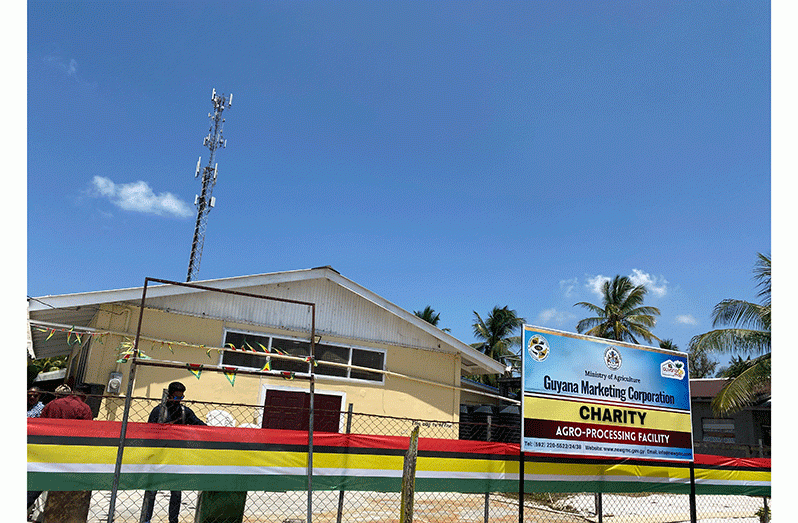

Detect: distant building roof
690,378,730,398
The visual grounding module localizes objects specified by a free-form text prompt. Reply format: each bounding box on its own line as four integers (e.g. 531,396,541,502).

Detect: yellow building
28,267,508,433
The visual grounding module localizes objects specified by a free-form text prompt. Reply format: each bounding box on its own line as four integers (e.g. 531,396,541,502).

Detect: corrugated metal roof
27,267,505,375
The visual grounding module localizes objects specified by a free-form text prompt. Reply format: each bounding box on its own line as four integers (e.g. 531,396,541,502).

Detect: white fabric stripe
524,473,687,484
27,463,306,476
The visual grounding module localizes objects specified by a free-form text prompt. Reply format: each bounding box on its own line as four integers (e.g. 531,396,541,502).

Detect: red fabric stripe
27,419,770,470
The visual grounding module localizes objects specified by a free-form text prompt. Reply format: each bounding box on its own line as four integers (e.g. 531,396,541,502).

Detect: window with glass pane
350,349,384,382
315,344,349,377
271,338,310,373
222,331,271,370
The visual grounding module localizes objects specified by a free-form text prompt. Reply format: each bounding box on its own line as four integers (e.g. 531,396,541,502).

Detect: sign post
521,326,693,463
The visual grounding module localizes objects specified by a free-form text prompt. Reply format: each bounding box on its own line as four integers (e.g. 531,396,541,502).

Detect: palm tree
574,275,661,345
687,349,718,378
414,306,450,332
415,306,441,326
659,339,678,351
471,306,526,385
689,253,770,415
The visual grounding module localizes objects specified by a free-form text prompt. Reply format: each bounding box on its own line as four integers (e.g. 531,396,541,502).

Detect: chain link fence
29,393,771,523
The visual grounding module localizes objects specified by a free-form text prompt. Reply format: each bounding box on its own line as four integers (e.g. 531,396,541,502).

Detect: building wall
83,302,462,437
691,398,771,451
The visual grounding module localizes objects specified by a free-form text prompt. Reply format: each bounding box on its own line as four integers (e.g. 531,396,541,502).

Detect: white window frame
220,328,387,384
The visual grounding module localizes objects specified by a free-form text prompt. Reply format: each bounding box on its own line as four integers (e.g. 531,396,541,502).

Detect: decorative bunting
304,356,317,367
260,357,271,372
66,327,83,346
257,343,269,353
223,366,237,387
186,363,203,380
281,371,295,380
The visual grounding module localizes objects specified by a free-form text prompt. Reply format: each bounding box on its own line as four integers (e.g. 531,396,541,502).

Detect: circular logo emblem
527,334,550,362
604,346,622,370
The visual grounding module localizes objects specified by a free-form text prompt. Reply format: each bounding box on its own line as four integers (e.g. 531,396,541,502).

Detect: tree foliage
574,275,661,345
414,306,450,332
27,356,68,387
689,253,771,415
471,306,525,386
659,339,678,351
687,349,719,378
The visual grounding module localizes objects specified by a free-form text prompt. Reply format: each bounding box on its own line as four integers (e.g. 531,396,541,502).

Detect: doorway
261,388,343,433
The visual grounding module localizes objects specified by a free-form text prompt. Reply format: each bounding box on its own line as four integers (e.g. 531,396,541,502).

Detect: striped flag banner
27,419,770,496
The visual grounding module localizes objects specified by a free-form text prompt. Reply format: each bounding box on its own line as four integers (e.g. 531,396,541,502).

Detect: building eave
28,267,505,375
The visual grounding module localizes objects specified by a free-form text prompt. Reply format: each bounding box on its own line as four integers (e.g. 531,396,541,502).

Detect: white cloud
583,270,668,300
676,314,698,326
586,274,611,299
629,269,668,298
535,308,576,328
90,176,193,218
559,278,578,298
44,54,93,86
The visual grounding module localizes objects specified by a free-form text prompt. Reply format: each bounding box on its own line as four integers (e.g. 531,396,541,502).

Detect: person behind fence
27,386,46,518
141,381,206,523
31,384,94,521
27,386,45,418
40,383,93,420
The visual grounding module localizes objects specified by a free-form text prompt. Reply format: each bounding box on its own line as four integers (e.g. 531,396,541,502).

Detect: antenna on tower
186,88,233,282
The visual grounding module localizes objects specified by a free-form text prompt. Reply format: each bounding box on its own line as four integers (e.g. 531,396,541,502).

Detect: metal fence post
690,461,697,523
596,493,603,523
518,448,524,523
307,307,316,523
106,278,151,523
336,404,354,523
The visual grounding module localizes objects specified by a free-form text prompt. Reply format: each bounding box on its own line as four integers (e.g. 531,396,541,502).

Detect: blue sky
25,1,774,370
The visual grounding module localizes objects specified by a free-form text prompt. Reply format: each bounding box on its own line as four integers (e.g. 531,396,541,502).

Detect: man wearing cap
40,384,93,420
140,382,206,523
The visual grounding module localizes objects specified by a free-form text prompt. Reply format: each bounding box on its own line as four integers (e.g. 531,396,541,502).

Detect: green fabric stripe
28,471,768,497
27,472,310,492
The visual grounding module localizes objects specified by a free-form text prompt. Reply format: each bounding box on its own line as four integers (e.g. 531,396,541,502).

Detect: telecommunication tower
186,88,233,282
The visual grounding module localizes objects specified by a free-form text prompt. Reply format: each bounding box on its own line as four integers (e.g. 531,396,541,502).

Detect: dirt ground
29,490,768,523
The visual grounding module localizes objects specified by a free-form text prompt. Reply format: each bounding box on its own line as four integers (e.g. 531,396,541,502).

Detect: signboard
521,326,693,461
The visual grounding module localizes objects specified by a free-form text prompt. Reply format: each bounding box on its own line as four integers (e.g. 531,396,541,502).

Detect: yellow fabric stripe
524,395,692,432
695,468,771,483
28,444,118,464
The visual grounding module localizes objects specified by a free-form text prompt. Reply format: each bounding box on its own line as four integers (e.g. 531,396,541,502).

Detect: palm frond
712,299,768,331
689,328,770,355
710,354,770,415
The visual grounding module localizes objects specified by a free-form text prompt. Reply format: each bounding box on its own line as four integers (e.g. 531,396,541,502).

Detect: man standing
140,382,206,523
40,384,93,420
27,386,46,520
35,384,94,523
27,386,45,418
